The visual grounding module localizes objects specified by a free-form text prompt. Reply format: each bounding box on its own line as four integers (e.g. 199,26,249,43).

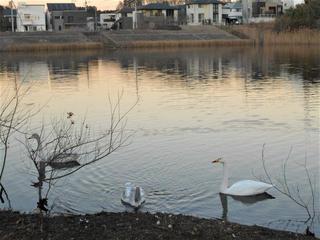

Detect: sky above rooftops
0,0,306,11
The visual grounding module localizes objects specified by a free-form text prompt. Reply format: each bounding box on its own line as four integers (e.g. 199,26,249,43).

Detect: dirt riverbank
0,210,317,240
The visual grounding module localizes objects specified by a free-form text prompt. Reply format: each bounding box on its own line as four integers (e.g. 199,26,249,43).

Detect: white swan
212,158,273,196
121,182,145,209
28,133,80,169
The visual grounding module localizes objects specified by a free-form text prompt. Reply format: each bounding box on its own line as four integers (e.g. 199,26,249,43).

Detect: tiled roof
186,0,222,5
3,8,17,16
223,2,242,9
138,3,179,10
47,3,76,11
116,6,134,13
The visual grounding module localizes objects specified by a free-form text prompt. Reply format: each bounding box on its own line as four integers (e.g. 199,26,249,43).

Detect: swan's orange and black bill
212,158,222,163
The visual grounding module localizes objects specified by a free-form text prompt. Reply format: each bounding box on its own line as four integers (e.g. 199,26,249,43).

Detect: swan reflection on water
219,192,275,221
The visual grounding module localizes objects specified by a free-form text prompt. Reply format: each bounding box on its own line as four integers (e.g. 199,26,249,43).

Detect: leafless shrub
23,92,136,216
258,144,318,234
0,76,38,207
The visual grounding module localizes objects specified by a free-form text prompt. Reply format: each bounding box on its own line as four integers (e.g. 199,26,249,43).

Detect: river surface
0,47,319,235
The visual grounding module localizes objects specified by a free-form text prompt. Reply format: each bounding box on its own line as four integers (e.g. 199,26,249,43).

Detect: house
252,0,283,17
0,6,17,32
186,0,223,25
133,3,181,29
47,3,87,31
100,12,116,30
222,1,242,24
114,7,134,29
116,6,134,20
137,3,179,21
16,3,46,32
242,0,283,23
176,5,187,25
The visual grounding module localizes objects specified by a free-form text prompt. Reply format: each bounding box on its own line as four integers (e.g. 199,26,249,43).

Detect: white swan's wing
121,183,133,203
121,183,145,208
224,180,272,196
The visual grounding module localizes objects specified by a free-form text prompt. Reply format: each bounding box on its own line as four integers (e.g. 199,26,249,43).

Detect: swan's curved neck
220,162,229,193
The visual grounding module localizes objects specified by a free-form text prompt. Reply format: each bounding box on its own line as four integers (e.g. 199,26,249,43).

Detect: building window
54,16,60,19
67,16,74,23
190,13,194,23
24,14,31,20
198,13,204,23
198,4,202,8
213,4,218,13
212,13,218,22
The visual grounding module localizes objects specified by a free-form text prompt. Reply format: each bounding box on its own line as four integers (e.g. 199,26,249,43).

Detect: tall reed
231,24,320,46
6,42,103,52
122,39,254,48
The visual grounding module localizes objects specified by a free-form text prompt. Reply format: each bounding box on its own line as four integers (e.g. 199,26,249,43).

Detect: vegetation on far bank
275,0,320,31
222,0,320,46
229,23,320,45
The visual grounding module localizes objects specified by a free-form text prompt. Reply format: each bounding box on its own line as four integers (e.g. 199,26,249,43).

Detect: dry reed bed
232,25,320,45
5,42,103,52
122,39,254,48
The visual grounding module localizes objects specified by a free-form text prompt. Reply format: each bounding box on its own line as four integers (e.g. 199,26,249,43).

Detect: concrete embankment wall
104,26,253,48
0,32,103,52
0,27,253,52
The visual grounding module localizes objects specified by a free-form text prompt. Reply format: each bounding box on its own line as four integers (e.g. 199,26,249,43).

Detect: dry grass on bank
7,42,103,52
230,23,320,45
123,39,254,48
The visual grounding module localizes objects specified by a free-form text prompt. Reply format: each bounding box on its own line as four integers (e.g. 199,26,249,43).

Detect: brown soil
0,211,316,240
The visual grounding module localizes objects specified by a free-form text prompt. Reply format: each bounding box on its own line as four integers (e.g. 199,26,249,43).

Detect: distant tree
116,0,143,9
275,0,320,31
116,1,124,10
86,6,97,17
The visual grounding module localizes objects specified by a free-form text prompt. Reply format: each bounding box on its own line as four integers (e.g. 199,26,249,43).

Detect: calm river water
0,47,319,235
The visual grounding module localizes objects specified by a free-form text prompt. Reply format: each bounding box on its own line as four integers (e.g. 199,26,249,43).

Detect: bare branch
259,144,317,227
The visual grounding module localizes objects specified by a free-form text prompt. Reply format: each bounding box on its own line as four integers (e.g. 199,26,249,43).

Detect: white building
17,3,46,32
100,13,116,30
186,0,223,25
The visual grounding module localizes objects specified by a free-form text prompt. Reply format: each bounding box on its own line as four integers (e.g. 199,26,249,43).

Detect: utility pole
10,0,14,32
133,0,138,29
134,1,137,29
